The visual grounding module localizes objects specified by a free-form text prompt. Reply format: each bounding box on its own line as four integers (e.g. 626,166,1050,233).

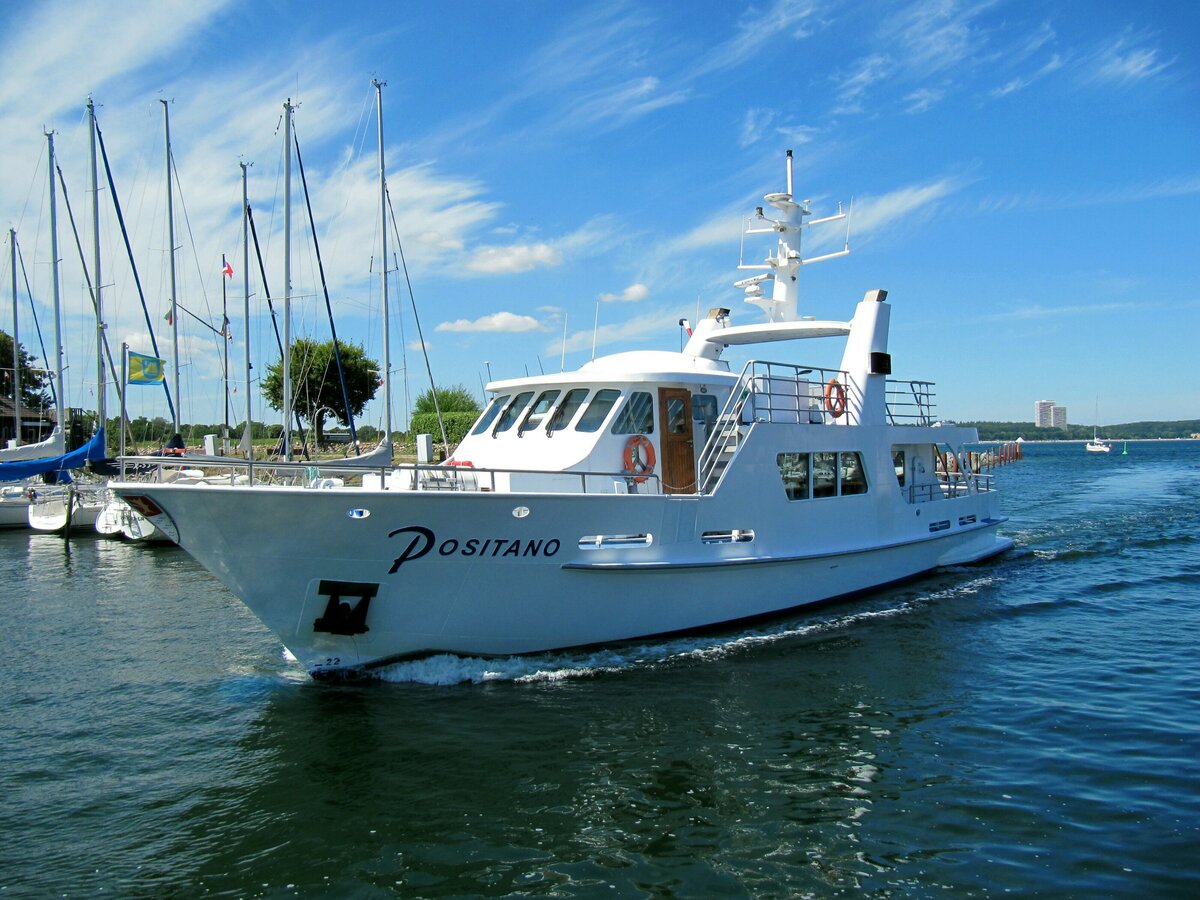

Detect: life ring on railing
824,379,847,418
622,434,656,483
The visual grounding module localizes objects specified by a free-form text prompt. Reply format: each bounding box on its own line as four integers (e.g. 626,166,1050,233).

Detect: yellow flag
128,352,165,385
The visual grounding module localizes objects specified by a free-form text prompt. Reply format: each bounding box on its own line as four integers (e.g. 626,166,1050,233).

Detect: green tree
262,338,380,444
414,384,481,415
0,329,52,409
411,384,482,447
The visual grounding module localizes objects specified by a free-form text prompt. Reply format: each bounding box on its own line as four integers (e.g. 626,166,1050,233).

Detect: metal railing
113,455,663,496
697,360,856,494
885,380,937,425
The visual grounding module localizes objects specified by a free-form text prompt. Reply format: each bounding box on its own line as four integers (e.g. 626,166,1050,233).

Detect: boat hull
114,481,1011,676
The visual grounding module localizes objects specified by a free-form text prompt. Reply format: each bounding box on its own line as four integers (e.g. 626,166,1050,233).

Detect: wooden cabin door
658,388,696,494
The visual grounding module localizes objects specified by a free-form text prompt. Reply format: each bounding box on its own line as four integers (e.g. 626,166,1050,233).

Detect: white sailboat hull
116,470,1010,676
0,492,32,529
27,489,104,533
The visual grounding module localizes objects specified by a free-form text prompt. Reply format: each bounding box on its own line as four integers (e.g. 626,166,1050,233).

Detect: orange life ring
824,379,847,418
622,434,656,483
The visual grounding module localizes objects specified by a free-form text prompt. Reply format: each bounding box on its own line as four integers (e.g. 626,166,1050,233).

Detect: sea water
1,441,1198,896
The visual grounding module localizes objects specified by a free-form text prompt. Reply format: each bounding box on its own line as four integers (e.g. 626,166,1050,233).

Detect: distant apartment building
1034,400,1068,428
1035,400,1055,427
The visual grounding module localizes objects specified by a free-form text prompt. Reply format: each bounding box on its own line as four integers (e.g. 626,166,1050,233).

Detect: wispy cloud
1084,30,1173,86
976,174,1200,215
436,312,544,334
692,0,817,78
832,53,890,115
556,305,685,354
845,175,971,237
739,108,820,148
903,87,946,114
991,53,1064,97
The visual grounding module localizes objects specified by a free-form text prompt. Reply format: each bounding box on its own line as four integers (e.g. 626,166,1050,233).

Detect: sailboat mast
241,162,252,457
88,98,105,450
373,79,392,449
161,99,180,435
282,99,293,459
221,252,229,447
8,229,19,446
45,131,65,440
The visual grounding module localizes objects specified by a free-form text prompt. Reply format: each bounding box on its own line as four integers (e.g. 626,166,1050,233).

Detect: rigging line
292,123,359,449
384,184,447,449
246,204,309,458
53,162,126,437
168,150,219,328
14,142,46,237
94,117,176,425
14,236,57,410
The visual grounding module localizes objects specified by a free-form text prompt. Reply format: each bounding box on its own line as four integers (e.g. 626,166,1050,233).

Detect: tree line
964,421,1200,441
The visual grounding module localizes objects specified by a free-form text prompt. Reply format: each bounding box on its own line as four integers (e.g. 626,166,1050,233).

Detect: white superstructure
113,150,1012,678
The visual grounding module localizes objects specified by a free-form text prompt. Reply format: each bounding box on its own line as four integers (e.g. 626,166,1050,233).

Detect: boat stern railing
885,380,937,425
697,360,858,494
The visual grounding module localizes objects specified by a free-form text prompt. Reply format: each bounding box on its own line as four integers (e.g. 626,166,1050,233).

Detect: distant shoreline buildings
1035,400,1068,428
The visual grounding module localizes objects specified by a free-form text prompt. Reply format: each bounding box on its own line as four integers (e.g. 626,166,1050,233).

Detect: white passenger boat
113,151,1012,678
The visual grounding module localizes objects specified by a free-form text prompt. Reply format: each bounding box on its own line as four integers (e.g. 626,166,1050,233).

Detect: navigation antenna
736,149,852,323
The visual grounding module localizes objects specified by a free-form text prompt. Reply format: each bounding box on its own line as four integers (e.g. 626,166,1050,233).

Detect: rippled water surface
2,441,1198,897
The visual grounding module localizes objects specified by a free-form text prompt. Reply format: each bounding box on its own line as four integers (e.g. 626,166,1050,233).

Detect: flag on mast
128,352,165,385
222,260,234,278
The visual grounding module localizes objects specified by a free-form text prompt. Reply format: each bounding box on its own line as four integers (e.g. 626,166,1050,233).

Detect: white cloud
466,242,561,275
599,283,649,303
436,312,543,333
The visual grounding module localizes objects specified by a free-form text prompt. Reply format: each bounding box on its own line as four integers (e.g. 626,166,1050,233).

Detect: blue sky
0,0,1196,431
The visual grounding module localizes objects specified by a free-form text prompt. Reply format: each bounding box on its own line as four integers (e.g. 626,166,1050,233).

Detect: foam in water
373,602,918,686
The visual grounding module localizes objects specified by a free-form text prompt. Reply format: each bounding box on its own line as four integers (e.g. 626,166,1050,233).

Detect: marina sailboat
3,132,107,532
1086,401,1110,453
113,133,1013,679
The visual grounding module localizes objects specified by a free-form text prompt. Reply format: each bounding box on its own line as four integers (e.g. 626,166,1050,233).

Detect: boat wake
373,603,915,686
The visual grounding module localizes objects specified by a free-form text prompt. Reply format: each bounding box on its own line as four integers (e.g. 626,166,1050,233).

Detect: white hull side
28,493,103,533
0,497,32,529
116,480,1009,674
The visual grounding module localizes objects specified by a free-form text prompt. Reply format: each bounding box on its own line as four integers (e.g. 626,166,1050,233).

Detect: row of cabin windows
471,389,657,438
777,451,868,501
472,388,723,440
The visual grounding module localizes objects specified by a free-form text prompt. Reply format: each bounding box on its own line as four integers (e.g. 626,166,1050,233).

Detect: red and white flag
222,260,234,278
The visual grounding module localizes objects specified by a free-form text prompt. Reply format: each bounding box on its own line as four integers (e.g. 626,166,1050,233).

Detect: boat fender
824,379,847,418
622,434,656,483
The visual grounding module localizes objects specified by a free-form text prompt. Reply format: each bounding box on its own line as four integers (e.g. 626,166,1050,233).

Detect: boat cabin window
611,391,654,435
692,394,718,428
547,388,589,432
813,452,838,498
575,389,621,433
471,395,509,435
493,391,534,435
892,449,906,487
840,452,868,495
665,396,689,434
780,451,868,501
518,390,560,435
777,452,810,500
